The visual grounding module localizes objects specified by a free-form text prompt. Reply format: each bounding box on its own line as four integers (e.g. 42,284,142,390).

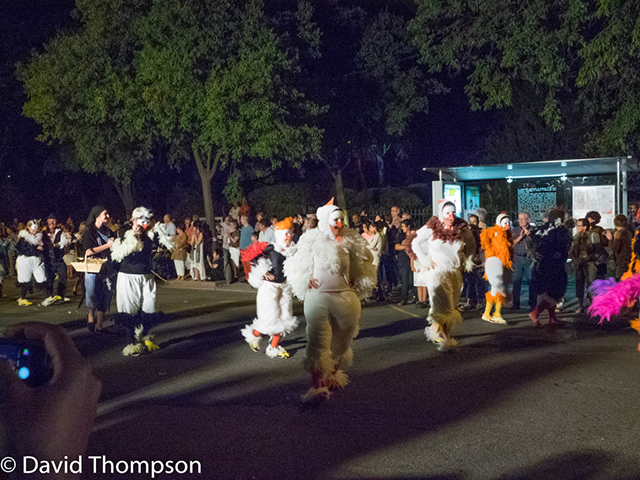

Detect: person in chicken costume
480,213,513,324
411,201,476,352
15,219,47,306
110,207,173,355
240,217,298,358
284,198,376,403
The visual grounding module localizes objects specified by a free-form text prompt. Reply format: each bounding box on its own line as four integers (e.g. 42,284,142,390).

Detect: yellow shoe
266,345,289,358
250,342,260,352
122,343,145,356
490,302,506,324
40,296,57,307
17,298,33,307
482,301,494,321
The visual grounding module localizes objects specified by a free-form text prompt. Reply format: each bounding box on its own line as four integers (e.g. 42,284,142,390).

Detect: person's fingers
4,322,83,375
0,359,27,403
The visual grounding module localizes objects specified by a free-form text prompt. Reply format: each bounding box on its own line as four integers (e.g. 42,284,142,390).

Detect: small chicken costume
480,214,513,324
241,217,298,358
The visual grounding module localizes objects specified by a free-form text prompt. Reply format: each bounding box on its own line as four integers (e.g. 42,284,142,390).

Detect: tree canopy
411,0,640,158
21,0,322,226
291,3,438,209
20,0,154,213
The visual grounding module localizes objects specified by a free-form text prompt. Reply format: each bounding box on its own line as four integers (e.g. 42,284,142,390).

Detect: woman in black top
82,206,114,332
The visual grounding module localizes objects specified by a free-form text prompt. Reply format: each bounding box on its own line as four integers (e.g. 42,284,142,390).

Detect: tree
21,0,321,225
576,0,640,157
135,0,322,229
410,0,584,131
410,0,640,158
20,0,155,214
482,85,588,163
294,4,437,210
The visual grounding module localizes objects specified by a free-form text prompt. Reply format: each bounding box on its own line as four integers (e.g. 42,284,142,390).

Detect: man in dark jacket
42,214,70,305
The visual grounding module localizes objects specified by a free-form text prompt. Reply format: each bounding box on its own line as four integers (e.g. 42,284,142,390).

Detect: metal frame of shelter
425,156,637,224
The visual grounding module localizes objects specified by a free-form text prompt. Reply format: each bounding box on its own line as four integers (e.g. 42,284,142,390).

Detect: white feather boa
111,224,174,262
248,257,272,289
148,222,174,251
111,230,143,262
284,228,377,301
18,230,42,246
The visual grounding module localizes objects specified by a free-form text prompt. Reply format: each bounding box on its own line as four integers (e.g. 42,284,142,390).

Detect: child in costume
16,220,47,306
411,201,476,352
240,217,298,358
480,213,513,324
284,198,376,402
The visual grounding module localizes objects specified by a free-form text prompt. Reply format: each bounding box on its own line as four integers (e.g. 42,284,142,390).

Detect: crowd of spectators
1,203,638,312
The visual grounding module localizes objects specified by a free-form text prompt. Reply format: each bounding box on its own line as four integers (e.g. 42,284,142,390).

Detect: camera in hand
0,338,53,387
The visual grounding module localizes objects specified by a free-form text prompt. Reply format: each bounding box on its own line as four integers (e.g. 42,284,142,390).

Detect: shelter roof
424,156,636,182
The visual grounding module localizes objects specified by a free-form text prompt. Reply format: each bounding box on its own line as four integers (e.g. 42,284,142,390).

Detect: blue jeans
512,255,535,308
85,273,112,312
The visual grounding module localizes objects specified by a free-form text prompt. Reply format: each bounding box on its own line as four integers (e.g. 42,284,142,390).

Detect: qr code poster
517,186,557,225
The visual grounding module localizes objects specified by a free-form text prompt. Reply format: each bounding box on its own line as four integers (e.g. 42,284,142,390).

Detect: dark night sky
0,1,496,221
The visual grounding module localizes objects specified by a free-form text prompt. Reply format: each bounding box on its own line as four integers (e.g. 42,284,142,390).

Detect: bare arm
85,237,113,258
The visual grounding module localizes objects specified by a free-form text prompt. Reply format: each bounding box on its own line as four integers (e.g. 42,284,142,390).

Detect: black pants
575,261,589,307
399,264,414,302
384,255,398,289
464,269,485,305
45,259,67,297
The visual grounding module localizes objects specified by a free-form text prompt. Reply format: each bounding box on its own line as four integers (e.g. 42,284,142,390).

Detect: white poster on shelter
572,185,615,229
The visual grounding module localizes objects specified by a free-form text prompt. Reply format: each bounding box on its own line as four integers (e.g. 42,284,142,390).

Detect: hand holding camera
0,322,101,462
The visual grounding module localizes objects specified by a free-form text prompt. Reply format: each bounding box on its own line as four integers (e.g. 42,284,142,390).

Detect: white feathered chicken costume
284,198,377,403
411,201,476,352
240,217,298,358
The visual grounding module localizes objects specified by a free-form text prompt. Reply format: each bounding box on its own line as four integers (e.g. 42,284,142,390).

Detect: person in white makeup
480,214,513,324
285,198,377,403
411,201,476,352
111,207,174,317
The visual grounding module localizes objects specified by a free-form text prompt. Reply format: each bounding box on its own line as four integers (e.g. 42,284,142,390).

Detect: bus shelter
425,156,637,228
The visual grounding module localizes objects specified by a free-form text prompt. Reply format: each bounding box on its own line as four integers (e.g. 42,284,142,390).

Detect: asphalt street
1,278,640,480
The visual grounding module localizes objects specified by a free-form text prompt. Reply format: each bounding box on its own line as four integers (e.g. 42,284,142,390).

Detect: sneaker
489,316,507,325
17,298,33,307
63,297,71,303
40,296,58,307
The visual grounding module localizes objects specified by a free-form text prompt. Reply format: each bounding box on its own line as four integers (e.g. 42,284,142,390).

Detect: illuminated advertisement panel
572,185,615,229
443,184,463,216
465,186,480,215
